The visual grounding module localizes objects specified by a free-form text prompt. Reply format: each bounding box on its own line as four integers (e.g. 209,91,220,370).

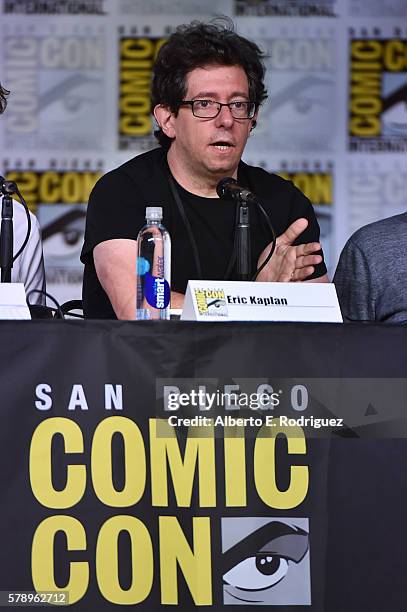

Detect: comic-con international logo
195,289,228,317
3,0,106,13
3,166,101,211
244,34,336,154
278,168,333,207
279,165,333,267
118,33,166,150
3,28,105,150
349,37,407,152
234,0,336,17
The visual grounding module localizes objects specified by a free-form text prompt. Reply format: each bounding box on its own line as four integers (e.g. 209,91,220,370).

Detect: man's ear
153,104,176,139
250,109,259,132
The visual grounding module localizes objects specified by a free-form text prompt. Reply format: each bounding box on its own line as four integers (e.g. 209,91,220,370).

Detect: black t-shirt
81,147,327,319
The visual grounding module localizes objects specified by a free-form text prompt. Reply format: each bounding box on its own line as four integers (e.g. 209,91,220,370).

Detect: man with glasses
81,20,327,319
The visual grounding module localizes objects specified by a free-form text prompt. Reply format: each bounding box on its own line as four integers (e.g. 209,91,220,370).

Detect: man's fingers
277,218,309,246
292,266,316,281
295,242,321,256
296,253,322,270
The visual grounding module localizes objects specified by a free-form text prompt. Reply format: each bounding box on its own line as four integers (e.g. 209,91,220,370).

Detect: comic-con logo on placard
235,0,337,16
2,0,107,14
118,28,166,151
195,289,228,317
349,32,407,152
3,24,105,150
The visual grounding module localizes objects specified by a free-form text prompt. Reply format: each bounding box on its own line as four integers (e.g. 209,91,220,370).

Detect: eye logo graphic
195,289,228,316
222,518,311,605
349,38,407,152
245,37,336,153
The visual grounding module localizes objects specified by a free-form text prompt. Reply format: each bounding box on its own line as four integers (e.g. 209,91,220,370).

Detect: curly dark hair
0,83,10,114
151,19,268,147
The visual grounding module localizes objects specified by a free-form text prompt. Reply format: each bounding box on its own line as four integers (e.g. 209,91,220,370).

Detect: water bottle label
145,273,170,309
137,257,150,275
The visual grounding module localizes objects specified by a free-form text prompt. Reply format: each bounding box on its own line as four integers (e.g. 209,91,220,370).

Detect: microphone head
216,177,237,200
0,178,17,195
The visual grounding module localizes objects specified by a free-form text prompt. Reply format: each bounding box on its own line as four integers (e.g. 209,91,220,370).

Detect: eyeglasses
180,99,256,119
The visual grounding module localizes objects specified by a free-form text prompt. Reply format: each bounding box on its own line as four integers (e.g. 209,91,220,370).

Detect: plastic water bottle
136,207,171,320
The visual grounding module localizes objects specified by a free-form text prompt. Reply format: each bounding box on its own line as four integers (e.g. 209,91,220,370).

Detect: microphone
216,177,259,204
0,176,14,282
0,175,17,196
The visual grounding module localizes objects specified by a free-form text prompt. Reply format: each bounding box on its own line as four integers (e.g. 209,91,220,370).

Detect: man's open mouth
211,141,234,150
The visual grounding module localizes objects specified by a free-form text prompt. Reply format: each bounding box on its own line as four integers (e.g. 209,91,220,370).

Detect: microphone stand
236,200,251,281
0,177,15,283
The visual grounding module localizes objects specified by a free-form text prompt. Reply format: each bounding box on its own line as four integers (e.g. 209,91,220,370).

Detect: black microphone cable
0,176,32,263
216,177,277,281
251,201,277,281
26,289,64,319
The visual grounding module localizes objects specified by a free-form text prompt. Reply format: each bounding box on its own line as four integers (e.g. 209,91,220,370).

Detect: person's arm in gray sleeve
333,238,375,322
13,210,46,305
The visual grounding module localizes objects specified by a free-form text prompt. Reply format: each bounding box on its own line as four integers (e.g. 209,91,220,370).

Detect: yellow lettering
150,419,216,507
121,38,154,59
39,171,60,203
61,172,82,203
159,516,212,605
351,72,381,96
32,515,88,604
119,95,150,114
96,516,153,604
91,416,146,507
82,172,101,200
351,40,382,61
384,40,406,71
224,426,247,506
254,424,308,509
350,114,381,136
119,114,151,135
29,418,86,509
350,96,382,115
312,173,332,205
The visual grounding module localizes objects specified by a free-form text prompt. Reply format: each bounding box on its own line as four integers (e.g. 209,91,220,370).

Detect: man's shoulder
349,212,407,252
118,147,165,174
105,147,165,184
12,199,39,231
90,147,167,202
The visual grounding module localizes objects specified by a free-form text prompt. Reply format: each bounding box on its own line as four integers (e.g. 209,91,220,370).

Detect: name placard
181,281,342,323
0,283,31,319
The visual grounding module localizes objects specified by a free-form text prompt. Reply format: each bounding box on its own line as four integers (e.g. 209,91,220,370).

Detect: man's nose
214,104,234,128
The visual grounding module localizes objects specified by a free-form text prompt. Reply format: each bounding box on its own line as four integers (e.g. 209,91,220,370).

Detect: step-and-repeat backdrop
1,0,406,304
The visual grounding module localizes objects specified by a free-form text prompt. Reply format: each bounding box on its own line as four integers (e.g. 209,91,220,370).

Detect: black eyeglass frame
179,99,256,119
